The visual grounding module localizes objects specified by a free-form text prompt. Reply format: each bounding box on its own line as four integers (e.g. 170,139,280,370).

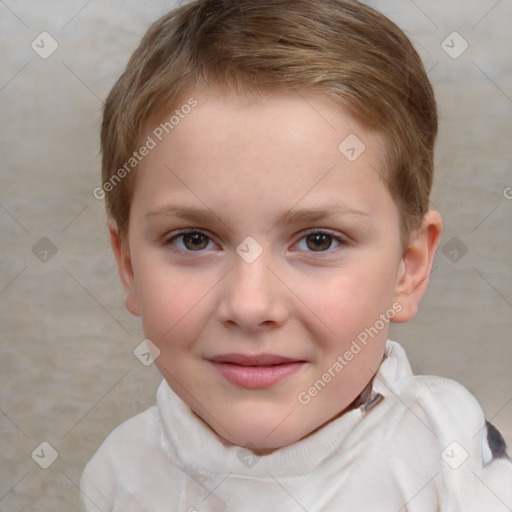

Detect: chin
217,413,309,453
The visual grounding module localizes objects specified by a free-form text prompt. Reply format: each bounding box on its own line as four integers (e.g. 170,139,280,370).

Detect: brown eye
293,230,346,255
182,232,209,250
305,233,334,251
167,230,214,252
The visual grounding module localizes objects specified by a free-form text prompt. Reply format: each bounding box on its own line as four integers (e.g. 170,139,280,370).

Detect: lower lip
210,361,304,389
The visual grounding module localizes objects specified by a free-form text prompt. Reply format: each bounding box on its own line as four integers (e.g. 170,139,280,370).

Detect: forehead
134,86,394,225
155,86,382,166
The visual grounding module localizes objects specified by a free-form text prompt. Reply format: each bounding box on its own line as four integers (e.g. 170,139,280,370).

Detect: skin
109,86,442,453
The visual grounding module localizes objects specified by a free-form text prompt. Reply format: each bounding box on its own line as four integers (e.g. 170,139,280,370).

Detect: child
81,0,512,510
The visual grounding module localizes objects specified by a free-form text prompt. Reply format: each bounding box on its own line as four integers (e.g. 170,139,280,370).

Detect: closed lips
208,354,306,388
208,353,304,366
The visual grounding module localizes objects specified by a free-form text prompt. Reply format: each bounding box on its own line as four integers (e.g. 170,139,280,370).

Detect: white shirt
80,341,512,511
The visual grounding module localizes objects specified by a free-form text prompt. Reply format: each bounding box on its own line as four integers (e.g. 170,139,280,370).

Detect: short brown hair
100,0,438,245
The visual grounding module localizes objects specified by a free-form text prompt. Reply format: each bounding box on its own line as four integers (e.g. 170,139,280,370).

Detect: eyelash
163,228,348,258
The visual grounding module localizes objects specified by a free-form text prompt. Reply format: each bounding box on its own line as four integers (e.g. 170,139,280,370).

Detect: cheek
298,258,398,345
132,257,211,341
310,264,395,313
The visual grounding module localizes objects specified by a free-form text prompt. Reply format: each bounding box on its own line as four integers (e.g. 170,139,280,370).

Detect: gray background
0,0,511,510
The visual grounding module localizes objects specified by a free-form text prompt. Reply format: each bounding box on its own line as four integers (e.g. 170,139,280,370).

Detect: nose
217,251,289,333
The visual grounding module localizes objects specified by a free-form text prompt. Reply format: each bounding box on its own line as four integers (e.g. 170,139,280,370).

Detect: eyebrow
144,203,369,227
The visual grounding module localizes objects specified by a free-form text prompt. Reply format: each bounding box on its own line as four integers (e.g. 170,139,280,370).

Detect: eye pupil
307,233,332,251
184,233,208,250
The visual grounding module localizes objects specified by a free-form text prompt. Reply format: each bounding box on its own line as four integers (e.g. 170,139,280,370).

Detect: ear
108,220,140,317
391,210,442,323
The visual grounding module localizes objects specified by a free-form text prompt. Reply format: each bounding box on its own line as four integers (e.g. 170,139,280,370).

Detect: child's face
112,86,439,452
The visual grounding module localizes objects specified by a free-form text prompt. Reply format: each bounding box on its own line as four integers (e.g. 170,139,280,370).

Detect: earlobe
108,220,141,317
391,210,443,323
